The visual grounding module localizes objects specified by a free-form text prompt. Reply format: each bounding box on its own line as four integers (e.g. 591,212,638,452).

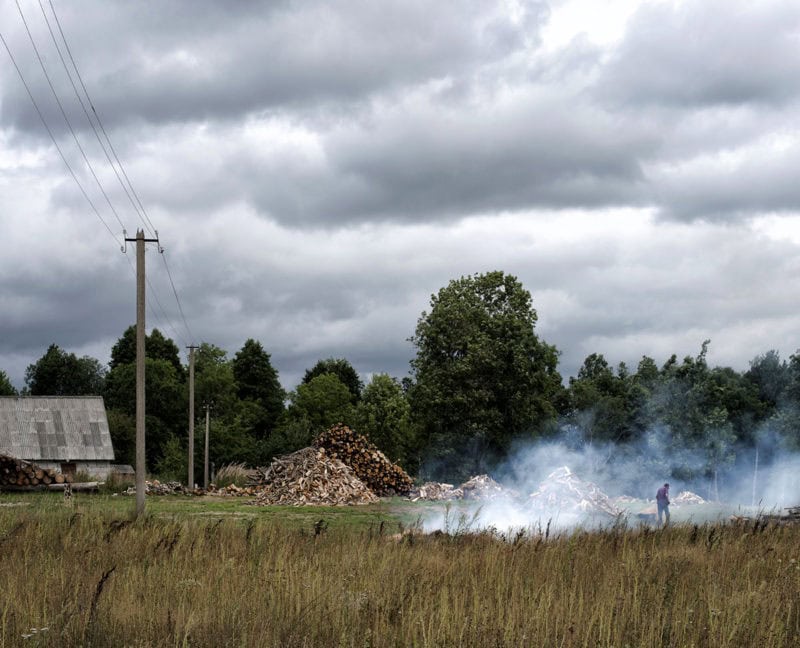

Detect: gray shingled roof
0,397,114,462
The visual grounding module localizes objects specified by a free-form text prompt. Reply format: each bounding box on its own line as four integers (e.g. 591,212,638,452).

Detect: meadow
1,493,799,647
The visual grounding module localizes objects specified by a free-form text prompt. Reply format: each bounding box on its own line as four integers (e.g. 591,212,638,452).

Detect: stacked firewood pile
0,454,68,487
249,447,378,506
313,424,413,496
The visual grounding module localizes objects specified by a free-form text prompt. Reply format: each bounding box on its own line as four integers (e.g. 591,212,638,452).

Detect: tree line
2,270,799,489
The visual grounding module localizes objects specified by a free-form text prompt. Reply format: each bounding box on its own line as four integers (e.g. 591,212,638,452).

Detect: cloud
599,0,800,108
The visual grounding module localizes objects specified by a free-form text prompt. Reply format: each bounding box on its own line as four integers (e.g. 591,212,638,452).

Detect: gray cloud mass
1,0,800,393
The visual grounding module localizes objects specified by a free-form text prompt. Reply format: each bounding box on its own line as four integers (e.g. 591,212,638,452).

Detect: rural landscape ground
1,491,799,647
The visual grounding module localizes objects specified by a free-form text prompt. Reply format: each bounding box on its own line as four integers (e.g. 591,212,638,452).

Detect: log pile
313,424,413,496
0,454,69,488
249,447,378,506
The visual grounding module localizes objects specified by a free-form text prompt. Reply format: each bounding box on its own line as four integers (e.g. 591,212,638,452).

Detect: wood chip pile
313,424,413,495
0,454,69,488
249,447,378,506
528,467,622,518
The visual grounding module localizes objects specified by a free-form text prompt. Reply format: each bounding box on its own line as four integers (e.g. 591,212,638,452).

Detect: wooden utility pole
124,229,160,518
187,345,198,489
204,403,211,489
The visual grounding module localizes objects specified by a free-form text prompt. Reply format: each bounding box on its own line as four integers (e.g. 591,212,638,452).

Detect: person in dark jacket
656,483,670,525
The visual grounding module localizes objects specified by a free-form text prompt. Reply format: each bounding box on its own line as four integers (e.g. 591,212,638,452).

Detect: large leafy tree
269,374,354,456
110,326,184,377
354,373,414,468
303,358,363,403
0,370,16,396
409,271,563,480
231,339,285,437
25,344,105,395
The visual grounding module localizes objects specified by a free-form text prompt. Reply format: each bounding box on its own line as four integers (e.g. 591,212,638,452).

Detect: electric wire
123,254,186,347
0,30,121,247
46,0,196,345
46,0,158,237
36,0,155,239
160,252,196,344
15,0,126,233
9,2,197,347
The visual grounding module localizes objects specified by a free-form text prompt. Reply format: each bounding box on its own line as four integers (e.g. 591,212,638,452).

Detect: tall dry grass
0,505,798,647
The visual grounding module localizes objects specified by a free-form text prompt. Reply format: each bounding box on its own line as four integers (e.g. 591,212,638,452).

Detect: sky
2,0,800,392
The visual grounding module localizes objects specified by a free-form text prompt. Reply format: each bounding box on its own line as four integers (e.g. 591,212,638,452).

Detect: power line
45,0,159,237
0,30,121,246
36,0,155,239
161,251,196,344
46,0,197,346
15,0,126,232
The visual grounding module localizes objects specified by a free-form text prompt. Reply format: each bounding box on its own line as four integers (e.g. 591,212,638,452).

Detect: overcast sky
2,0,800,391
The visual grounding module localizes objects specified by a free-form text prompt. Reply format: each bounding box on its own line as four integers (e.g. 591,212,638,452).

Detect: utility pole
204,402,212,489
124,229,160,518
186,344,199,489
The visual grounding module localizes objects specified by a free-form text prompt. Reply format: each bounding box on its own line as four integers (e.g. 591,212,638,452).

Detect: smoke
420,418,800,534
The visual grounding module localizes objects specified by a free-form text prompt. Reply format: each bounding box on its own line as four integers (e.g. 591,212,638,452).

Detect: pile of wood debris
409,482,463,501
206,483,259,497
314,424,413,495
409,475,518,502
528,467,622,518
249,447,378,507
672,491,706,505
1,454,69,489
461,474,519,500
122,480,192,496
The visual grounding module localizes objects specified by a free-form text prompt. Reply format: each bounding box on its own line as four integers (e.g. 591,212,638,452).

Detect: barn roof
0,397,114,462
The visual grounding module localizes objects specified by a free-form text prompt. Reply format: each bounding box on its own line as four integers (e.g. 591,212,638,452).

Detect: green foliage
154,433,186,482
24,344,105,395
106,408,136,466
109,326,184,377
303,357,363,403
0,369,16,395
409,271,563,480
231,339,285,436
355,373,414,468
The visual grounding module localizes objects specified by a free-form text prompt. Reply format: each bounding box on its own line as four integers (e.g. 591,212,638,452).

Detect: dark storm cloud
599,0,800,108
1,0,547,136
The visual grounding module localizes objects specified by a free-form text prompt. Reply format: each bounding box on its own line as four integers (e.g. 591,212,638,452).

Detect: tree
110,326,185,377
409,271,563,480
231,339,284,436
194,343,237,418
104,357,186,467
303,358,363,403
354,374,414,468
25,344,105,395
0,370,16,396
269,374,355,455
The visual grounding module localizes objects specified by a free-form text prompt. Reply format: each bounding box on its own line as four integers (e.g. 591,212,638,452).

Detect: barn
0,396,115,479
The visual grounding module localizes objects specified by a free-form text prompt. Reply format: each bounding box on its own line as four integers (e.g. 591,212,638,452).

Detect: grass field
1,492,799,647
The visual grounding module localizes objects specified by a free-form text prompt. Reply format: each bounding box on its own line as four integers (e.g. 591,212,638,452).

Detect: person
656,482,670,525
